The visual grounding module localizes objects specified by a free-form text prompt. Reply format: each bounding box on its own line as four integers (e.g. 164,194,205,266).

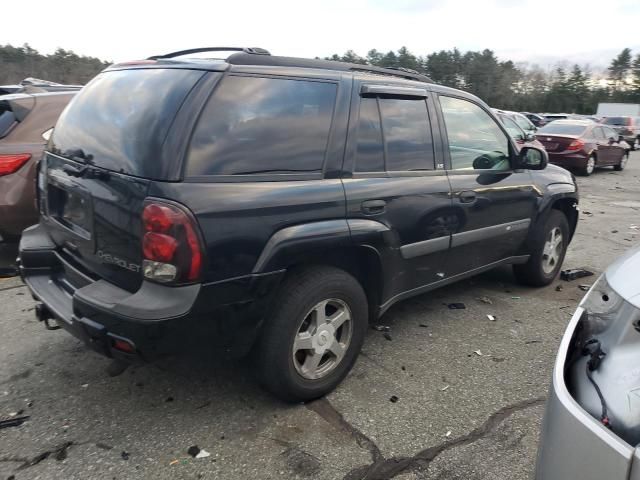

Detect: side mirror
618,135,624,143
517,146,548,170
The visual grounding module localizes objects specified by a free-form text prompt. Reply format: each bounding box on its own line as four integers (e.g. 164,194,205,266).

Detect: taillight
141,200,204,284
566,139,584,151
0,153,31,176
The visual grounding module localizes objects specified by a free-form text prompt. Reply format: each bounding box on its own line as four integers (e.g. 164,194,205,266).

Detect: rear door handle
361,199,386,215
458,191,477,204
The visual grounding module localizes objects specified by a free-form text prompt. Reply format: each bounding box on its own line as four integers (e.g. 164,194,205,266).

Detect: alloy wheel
292,299,353,380
542,227,563,275
586,156,595,175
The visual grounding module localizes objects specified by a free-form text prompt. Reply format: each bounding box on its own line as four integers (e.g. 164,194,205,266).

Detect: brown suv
0,91,76,241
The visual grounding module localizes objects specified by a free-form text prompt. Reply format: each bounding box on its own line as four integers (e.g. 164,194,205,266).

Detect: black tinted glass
355,98,384,172
379,98,433,171
602,117,629,126
538,123,587,136
49,68,204,179
187,76,337,176
0,109,16,138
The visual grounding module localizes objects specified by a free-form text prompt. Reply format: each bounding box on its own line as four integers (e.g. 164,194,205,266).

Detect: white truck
596,103,640,117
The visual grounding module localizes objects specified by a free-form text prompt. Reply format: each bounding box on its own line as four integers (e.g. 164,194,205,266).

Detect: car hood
605,245,640,308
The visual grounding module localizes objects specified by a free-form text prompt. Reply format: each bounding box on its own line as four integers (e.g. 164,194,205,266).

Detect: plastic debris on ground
511,296,520,300
578,284,592,291
371,325,390,332
477,296,493,305
440,385,450,391
448,303,466,309
474,350,483,356
419,324,428,328
555,285,563,292
560,268,594,281
389,395,399,403
383,332,392,341
487,315,496,321
195,449,211,459
121,451,130,460
169,459,179,466
445,431,452,437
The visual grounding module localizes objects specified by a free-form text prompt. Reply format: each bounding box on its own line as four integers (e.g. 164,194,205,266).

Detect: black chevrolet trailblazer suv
19,47,579,402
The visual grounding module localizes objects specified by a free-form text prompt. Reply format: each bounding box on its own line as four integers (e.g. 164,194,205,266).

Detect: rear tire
578,155,596,176
514,210,570,287
255,266,368,402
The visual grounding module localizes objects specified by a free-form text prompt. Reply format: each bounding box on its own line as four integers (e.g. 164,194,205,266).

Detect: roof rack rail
147,47,271,60
226,54,433,83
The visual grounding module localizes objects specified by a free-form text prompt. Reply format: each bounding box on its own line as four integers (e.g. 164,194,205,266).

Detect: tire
513,210,570,287
255,266,368,402
578,154,596,176
614,153,627,171
632,138,639,151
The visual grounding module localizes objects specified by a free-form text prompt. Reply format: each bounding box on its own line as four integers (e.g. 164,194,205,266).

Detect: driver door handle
458,191,477,204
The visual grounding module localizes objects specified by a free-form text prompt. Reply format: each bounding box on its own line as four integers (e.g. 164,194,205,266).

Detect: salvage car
495,111,545,150
536,120,629,176
19,47,578,401
536,246,640,480
0,91,77,241
600,116,640,150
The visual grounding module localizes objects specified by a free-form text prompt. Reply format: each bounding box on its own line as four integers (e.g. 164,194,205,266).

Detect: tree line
2,43,640,114
326,47,640,114
0,44,109,86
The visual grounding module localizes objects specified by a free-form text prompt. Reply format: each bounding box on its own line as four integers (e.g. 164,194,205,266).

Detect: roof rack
227,53,433,83
147,47,271,60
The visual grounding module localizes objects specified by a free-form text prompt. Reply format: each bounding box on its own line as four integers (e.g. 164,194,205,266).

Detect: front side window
378,97,434,171
513,114,534,131
187,76,337,176
500,115,524,141
440,96,510,170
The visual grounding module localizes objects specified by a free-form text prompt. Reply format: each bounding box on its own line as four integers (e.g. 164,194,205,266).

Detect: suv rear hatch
41,67,206,292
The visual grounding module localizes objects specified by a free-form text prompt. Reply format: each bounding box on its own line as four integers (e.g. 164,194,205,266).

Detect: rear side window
50,68,205,179
602,117,630,126
355,98,384,172
592,127,606,140
187,76,337,176
538,123,587,136
379,98,434,171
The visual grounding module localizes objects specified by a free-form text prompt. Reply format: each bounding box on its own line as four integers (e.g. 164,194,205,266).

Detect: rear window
537,123,587,136
187,76,337,176
602,117,630,126
49,68,205,179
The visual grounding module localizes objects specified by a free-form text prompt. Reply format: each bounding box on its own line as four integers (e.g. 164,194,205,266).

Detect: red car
535,120,628,176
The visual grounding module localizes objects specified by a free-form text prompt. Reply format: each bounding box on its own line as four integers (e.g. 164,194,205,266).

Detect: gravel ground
1,152,639,480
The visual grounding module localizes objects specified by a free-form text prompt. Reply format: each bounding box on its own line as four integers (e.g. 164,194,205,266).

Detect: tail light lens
0,153,31,176
567,139,585,151
141,200,204,284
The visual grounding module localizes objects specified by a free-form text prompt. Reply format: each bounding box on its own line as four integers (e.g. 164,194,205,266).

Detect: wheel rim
542,227,564,275
292,299,353,380
586,157,595,174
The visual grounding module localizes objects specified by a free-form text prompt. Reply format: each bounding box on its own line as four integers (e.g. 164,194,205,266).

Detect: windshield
537,123,587,136
602,117,630,126
49,68,205,179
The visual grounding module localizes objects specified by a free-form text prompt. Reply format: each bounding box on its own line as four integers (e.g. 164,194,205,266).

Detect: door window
379,97,434,171
355,98,385,172
592,127,606,141
440,96,511,171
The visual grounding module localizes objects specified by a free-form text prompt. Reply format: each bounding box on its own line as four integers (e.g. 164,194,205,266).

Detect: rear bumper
0,165,38,239
19,224,284,361
535,306,634,479
547,153,588,169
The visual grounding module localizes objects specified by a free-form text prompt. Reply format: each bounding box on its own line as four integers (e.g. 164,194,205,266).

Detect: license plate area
47,182,93,240
542,142,558,151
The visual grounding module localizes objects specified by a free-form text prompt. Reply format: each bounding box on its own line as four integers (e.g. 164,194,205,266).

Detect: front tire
614,153,627,171
514,210,570,287
255,266,368,402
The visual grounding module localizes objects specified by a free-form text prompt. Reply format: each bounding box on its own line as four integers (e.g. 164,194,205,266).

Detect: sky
2,0,639,69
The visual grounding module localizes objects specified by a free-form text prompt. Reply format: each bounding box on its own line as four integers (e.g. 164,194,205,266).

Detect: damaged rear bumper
19,224,284,361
